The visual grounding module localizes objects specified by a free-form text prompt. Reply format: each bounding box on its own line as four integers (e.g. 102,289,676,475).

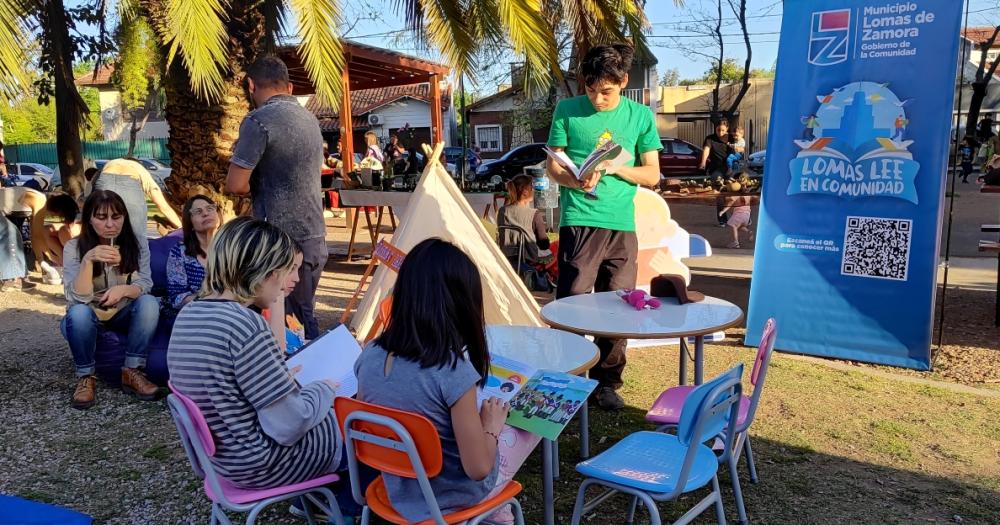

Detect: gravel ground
1,221,997,523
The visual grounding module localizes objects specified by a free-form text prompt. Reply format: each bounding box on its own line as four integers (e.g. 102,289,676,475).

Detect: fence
675,116,771,153
4,138,171,169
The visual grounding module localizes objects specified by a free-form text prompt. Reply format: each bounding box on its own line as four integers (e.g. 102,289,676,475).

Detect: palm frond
497,0,560,94
617,0,651,60
162,0,229,101
417,0,477,76
117,0,138,22
0,0,31,104
289,0,344,107
467,0,503,46
263,0,289,52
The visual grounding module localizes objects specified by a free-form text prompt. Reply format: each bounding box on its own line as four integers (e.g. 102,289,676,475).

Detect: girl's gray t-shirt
354,343,498,521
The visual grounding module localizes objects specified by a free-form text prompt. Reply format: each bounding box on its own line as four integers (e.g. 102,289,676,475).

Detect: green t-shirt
547,95,662,231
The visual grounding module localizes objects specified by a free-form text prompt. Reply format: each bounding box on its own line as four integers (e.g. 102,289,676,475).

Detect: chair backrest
363,295,394,344
665,365,743,500
168,382,216,456
496,224,530,270
677,364,744,447
741,318,778,432
335,397,449,524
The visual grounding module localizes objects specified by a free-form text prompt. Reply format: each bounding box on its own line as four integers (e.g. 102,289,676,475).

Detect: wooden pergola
280,42,451,174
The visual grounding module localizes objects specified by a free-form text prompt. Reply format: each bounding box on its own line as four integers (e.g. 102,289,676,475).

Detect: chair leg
210,504,219,525
510,498,525,525
712,475,727,525
360,506,371,525
244,503,265,525
729,456,749,525
637,492,661,525
625,495,639,525
569,481,591,525
744,435,759,484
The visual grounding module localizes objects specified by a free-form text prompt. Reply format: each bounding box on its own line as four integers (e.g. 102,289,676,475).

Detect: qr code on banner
841,216,912,281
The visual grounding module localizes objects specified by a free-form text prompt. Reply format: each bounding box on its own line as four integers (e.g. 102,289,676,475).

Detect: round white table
486,325,598,525
540,292,744,385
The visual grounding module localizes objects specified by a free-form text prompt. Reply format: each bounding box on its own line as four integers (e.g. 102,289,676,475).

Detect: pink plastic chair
166,383,345,525
645,319,777,523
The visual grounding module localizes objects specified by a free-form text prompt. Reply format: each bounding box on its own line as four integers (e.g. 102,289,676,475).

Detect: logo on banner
788,81,919,204
809,9,851,66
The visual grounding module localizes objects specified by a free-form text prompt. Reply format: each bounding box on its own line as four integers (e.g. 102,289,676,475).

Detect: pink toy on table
616,289,662,311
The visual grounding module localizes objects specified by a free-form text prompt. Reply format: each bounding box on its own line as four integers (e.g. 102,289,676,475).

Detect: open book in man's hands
544,141,633,199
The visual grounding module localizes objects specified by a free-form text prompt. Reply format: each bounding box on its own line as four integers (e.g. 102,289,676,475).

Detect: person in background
0,186,46,291
355,239,541,523
727,125,746,174
385,134,405,174
700,119,734,226
323,142,338,169
544,43,662,411
718,195,753,249
960,136,975,184
497,175,550,265
35,193,81,283
469,146,482,174
61,190,160,409
91,158,182,240
227,54,329,340
166,195,222,312
0,140,9,184
167,217,345,492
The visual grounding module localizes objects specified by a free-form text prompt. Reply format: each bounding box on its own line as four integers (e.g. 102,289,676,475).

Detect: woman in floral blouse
166,195,221,311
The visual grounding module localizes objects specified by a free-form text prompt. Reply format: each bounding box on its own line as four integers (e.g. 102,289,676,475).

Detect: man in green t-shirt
546,43,662,410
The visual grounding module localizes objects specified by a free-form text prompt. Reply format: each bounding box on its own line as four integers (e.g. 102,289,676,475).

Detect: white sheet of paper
286,325,363,398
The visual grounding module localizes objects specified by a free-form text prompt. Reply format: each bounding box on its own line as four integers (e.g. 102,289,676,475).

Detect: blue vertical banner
746,0,963,369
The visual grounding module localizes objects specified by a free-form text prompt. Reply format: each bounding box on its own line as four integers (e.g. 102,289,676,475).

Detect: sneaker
726,241,741,249
121,368,164,401
72,375,98,410
40,261,62,285
594,386,625,411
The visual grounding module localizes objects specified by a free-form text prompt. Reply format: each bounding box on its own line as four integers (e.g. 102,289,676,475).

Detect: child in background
727,125,747,173
497,175,551,264
960,136,975,183
719,195,754,249
355,239,541,523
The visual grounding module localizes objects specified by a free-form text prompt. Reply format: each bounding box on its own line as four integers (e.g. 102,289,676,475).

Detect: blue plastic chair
569,364,744,525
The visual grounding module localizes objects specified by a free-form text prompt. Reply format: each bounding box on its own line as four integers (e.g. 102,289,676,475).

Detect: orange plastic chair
335,397,525,525
363,295,394,344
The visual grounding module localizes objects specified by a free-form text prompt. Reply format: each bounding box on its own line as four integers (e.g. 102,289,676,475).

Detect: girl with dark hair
354,238,541,523
166,195,222,311
61,190,160,409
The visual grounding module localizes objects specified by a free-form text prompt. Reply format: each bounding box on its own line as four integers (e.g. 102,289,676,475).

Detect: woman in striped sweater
167,217,342,488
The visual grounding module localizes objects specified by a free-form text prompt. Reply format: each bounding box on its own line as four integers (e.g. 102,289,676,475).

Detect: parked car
747,150,766,173
475,143,547,181
5,162,54,190
658,138,703,177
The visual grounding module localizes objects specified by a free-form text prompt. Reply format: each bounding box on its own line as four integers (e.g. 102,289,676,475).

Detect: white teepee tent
351,144,544,337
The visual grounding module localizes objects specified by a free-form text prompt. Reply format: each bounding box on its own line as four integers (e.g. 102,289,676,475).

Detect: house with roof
466,58,659,159
75,65,170,141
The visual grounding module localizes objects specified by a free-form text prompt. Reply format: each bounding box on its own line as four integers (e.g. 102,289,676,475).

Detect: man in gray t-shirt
226,55,328,339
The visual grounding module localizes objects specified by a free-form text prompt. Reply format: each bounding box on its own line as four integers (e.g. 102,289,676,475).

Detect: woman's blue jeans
60,294,160,378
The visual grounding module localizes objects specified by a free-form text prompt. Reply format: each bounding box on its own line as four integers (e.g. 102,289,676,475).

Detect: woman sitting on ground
166,195,222,312
167,217,343,489
355,239,540,523
62,190,161,409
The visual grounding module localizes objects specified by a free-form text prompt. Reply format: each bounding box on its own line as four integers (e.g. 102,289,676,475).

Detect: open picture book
286,325,363,398
479,355,598,440
544,140,633,199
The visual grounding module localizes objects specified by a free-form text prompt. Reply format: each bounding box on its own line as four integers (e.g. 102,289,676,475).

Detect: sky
338,0,1000,93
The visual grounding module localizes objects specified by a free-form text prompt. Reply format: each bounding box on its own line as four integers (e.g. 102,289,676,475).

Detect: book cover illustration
506,371,598,440
477,355,536,405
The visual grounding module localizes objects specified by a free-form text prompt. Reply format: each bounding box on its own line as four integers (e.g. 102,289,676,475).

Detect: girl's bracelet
484,430,499,444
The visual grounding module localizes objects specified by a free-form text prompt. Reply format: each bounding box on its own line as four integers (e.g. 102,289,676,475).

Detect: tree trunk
725,0,752,125
711,0,724,117
146,0,266,215
45,0,87,199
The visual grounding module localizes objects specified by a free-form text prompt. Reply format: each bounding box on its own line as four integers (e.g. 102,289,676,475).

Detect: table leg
679,338,688,386
552,439,560,480
542,439,555,525
579,372,590,459
363,208,376,246
695,335,705,385
346,208,361,260
389,207,397,230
